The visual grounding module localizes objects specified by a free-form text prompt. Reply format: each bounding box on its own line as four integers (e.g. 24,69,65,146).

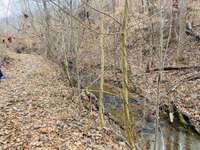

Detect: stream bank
79,72,200,149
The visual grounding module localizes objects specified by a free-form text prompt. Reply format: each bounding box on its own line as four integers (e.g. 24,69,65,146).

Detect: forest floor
0,50,129,150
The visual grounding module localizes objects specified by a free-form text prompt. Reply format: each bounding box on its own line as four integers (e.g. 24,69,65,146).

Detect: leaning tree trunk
120,0,136,149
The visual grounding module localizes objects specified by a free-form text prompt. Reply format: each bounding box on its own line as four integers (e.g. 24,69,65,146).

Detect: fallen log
147,65,200,73
163,72,200,96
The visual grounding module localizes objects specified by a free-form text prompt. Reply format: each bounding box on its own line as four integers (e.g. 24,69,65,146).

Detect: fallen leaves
0,51,128,149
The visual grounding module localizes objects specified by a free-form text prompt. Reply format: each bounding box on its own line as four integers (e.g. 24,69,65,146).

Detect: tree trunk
176,0,187,62
120,0,136,149
99,0,106,129
155,0,164,149
42,0,51,58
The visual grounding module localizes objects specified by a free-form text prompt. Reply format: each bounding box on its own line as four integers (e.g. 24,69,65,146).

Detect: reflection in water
160,129,165,150
179,131,184,150
102,95,200,150
185,132,191,150
154,128,164,150
140,121,200,150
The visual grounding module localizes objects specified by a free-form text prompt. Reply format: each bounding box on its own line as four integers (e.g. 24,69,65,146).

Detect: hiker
0,68,5,80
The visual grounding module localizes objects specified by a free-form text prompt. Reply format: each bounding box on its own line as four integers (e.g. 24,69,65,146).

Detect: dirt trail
0,51,127,150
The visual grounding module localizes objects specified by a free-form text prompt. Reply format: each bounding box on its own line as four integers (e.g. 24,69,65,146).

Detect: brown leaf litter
0,51,129,150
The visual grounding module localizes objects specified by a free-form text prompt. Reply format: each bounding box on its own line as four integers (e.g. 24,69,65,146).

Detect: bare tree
155,0,164,149
42,0,52,57
99,0,106,129
176,0,187,62
120,0,136,149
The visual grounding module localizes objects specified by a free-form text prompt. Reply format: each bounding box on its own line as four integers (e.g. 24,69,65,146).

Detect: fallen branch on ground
147,65,200,73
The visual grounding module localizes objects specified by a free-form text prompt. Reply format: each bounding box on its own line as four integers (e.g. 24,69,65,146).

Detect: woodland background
0,0,200,149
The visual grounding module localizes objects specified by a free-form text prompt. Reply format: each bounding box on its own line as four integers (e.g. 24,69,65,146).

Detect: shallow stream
80,73,200,149
104,94,200,150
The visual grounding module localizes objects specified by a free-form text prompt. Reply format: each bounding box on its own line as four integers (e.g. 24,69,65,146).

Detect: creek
103,94,200,150
75,70,200,150
79,73,200,149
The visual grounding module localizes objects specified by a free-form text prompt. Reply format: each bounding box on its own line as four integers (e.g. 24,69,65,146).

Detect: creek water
103,94,200,150
79,73,200,149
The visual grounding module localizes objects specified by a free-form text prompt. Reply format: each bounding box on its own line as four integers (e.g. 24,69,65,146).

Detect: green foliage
178,112,188,129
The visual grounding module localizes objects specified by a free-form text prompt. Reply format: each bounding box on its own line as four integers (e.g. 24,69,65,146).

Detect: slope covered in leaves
0,51,128,149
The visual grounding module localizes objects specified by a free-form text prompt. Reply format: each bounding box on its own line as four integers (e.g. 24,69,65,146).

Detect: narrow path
0,51,127,149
